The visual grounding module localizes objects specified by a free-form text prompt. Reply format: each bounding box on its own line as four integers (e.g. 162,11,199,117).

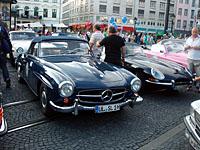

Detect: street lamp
134,17,137,33
171,14,175,34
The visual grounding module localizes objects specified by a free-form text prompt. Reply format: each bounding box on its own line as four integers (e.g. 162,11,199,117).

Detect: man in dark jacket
0,17,12,88
96,26,126,66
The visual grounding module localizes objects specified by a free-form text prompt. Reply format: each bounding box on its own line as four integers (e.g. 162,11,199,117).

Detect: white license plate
95,104,120,113
189,136,200,150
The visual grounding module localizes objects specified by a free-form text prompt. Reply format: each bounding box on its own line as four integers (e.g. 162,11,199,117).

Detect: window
199,0,200,8
184,9,188,16
126,0,133,5
191,10,195,18
52,0,57,2
185,0,189,4
177,20,181,28
126,8,132,15
99,5,106,13
138,9,144,18
160,2,165,10
139,0,145,7
90,4,94,12
190,21,194,28
43,0,48,2
52,9,57,18
24,6,29,18
178,8,182,15
113,6,120,14
150,1,156,9
43,9,48,17
159,12,165,19
192,0,195,7
34,7,39,16
34,0,39,1
179,0,183,3
183,20,187,29
149,11,155,18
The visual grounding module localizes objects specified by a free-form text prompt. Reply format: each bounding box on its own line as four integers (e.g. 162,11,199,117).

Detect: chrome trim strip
112,91,128,96
145,80,173,85
77,91,127,98
184,115,200,145
76,95,101,98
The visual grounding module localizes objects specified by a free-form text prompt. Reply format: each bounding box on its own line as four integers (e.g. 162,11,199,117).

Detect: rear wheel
40,84,53,116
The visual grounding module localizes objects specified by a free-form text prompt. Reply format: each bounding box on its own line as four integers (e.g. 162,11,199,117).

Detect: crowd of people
0,17,198,90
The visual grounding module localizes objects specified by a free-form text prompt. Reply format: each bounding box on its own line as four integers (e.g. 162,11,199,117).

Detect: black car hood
126,54,187,76
54,61,124,82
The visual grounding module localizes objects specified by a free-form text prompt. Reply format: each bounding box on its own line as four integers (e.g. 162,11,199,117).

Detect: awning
16,22,42,27
53,23,68,28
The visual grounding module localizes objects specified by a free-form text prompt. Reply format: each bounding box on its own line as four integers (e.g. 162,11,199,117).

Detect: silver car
184,100,200,150
9,31,36,58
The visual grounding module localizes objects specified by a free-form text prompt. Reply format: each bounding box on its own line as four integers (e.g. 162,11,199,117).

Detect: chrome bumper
49,96,143,115
184,115,200,148
146,79,192,87
0,117,7,136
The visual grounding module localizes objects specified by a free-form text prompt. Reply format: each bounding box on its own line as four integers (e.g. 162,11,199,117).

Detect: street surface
0,65,199,150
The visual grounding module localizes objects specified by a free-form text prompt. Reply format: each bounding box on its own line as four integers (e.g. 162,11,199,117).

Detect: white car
184,100,200,150
9,31,37,58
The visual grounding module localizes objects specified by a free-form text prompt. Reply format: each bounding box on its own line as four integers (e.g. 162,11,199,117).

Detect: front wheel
40,84,53,116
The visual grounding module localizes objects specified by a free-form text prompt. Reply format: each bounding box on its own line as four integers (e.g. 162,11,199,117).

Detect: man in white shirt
184,27,200,92
89,24,104,59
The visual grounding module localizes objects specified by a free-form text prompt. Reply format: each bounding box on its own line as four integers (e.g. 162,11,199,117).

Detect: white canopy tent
16,22,43,28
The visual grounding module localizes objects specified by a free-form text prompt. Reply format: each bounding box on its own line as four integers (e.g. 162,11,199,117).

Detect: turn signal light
63,98,69,104
0,107,3,122
148,77,156,81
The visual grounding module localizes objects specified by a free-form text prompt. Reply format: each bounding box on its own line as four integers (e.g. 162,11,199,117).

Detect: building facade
174,0,196,35
12,0,62,26
62,0,176,33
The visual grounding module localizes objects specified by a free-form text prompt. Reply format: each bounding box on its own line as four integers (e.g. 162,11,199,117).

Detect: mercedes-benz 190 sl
16,36,143,116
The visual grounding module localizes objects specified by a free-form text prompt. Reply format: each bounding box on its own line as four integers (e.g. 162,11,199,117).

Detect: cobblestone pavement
0,65,199,150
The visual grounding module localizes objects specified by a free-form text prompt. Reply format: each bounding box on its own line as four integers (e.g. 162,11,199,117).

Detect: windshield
11,32,36,40
125,43,143,56
163,41,185,53
39,40,90,57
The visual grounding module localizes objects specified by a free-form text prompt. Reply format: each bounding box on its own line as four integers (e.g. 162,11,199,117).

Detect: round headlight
131,78,141,93
151,68,165,80
59,81,74,97
16,47,24,53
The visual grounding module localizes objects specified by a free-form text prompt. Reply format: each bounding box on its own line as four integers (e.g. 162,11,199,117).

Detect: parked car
16,36,143,116
0,93,7,136
184,100,200,150
144,39,188,67
124,42,193,91
9,31,36,58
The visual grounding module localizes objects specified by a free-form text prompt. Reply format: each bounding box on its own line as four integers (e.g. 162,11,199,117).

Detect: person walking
89,24,104,59
184,27,200,92
96,26,126,66
0,16,12,88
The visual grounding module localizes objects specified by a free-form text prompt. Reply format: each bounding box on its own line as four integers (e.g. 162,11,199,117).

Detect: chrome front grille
77,88,127,103
195,110,200,137
195,110,200,126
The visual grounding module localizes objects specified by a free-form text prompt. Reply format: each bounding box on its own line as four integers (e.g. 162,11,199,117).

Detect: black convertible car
124,42,193,91
16,36,142,116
